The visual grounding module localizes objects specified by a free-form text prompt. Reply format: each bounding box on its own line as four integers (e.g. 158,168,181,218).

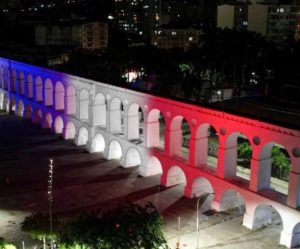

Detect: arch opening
108,140,123,160
125,147,141,167
16,100,24,117
259,142,291,195
252,204,283,245
33,108,42,124
65,121,76,140
77,127,88,145
291,223,300,248
91,133,105,153
220,189,245,214
54,116,64,134
225,132,252,184
145,156,163,176
10,70,16,92
44,113,53,129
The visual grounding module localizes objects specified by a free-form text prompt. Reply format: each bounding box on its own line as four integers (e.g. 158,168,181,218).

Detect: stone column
249,152,271,192
217,139,237,179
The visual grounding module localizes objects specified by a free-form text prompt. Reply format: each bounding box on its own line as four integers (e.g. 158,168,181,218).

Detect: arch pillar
189,135,208,166
280,229,296,249
91,103,106,127
165,128,182,157
183,179,194,198
288,172,300,208
217,139,237,178
126,113,139,140
107,109,122,133
144,119,159,147
249,149,271,192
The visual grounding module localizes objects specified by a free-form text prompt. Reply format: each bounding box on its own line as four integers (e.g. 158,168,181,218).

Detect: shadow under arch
252,204,283,231
107,139,123,160
124,147,141,167
220,189,246,213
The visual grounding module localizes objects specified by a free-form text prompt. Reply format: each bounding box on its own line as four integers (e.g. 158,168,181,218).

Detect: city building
115,0,161,39
151,28,202,51
35,21,108,50
82,22,108,50
161,0,217,28
248,4,297,43
217,4,248,31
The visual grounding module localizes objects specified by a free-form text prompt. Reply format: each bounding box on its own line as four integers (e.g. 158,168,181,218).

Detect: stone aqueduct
1,57,300,247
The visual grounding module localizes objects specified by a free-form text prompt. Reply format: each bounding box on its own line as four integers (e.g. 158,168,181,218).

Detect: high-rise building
115,0,161,39
217,4,248,31
248,4,297,43
35,21,108,50
161,0,217,28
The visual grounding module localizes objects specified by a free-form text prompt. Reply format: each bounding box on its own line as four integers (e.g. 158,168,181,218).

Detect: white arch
77,126,88,145
145,156,163,176
166,165,187,187
125,147,141,167
107,140,122,160
54,116,64,134
91,133,105,152
65,121,76,140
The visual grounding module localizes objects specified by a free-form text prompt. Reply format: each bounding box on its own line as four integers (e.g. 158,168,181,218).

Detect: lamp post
195,193,214,249
48,159,54,249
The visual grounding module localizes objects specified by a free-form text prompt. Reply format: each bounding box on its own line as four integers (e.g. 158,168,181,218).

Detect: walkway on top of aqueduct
1,57,300,248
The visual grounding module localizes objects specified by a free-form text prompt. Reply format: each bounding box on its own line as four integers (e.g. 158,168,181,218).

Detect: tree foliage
21,202,169,249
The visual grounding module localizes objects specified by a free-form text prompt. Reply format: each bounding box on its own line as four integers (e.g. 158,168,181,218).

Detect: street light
195,192,214,249
48,159,54,249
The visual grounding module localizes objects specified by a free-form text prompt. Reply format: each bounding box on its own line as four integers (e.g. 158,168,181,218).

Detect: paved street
0,113,295,249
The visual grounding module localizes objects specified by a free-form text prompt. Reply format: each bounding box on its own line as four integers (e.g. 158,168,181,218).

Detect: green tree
271,146,291,180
